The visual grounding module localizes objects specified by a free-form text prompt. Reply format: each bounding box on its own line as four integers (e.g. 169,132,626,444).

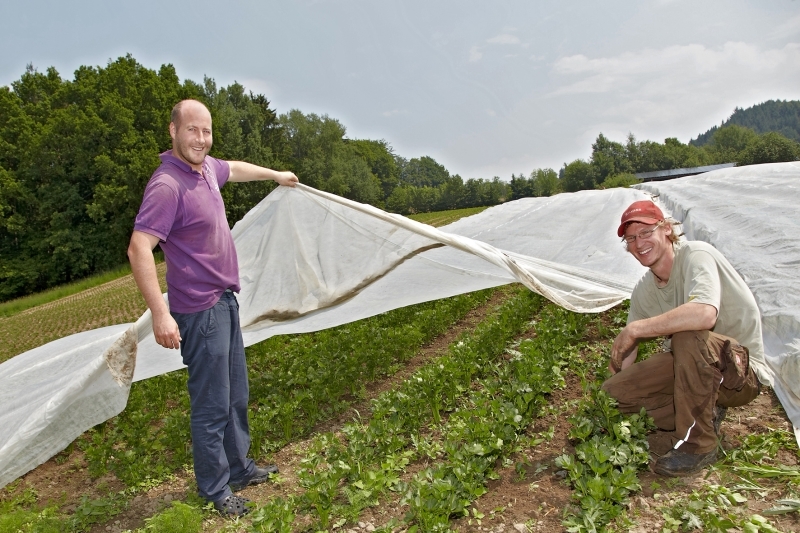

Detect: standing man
128,99,299,516
602,200,762,476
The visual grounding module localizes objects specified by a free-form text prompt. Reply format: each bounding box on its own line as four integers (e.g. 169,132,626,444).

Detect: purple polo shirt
134,151,240,313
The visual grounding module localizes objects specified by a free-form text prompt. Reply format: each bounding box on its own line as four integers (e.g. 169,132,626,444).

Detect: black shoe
713,405,727,436
214,494,251,517
229,464,279,492
653,448,718,477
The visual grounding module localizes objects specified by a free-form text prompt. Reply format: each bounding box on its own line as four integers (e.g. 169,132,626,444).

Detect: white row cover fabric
1,162,798,488
0,184,644,488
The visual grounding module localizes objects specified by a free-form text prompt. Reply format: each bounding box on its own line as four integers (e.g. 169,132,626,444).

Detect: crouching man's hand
610,325,638,374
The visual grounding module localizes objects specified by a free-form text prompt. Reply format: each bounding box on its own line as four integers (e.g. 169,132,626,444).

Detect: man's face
624,221,672,269
169,102,212,171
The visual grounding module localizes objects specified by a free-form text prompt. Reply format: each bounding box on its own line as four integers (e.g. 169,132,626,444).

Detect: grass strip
407,206,489,228
0,264,134,318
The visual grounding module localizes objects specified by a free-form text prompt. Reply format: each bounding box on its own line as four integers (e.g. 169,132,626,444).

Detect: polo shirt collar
160,150,205,174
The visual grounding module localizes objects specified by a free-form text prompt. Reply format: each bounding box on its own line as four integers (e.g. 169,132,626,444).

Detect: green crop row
273,288,546,531
246,287,494,455
399,301,588,532
249,291,600,532
0,264,166,363
1,289,496,532
407,206,489,228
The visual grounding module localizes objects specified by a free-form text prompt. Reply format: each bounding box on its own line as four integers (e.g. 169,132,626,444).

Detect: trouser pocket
717,340,749,392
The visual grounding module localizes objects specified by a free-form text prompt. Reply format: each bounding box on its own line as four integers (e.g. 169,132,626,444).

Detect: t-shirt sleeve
210,157,231,188
133,179,179,241
627,281,647,325
682,249,721,314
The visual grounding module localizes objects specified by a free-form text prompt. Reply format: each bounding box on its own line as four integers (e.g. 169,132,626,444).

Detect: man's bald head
170,99,211,129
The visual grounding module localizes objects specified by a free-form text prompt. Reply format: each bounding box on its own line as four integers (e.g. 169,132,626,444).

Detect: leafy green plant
721,428,798,465
556,384,654,533
658,484,783,533
67,492,129,531
249,496,297,533
0,506,63,533
296,433,351,530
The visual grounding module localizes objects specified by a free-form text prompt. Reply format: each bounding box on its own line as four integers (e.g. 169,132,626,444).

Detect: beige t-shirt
628,240,765,361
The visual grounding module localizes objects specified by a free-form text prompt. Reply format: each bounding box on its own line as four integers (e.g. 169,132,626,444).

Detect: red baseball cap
617,201,665,237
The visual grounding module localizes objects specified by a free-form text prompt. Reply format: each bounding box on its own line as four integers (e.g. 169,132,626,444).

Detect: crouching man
602,200,762,476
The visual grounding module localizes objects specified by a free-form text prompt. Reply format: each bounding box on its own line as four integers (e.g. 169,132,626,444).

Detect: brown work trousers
602,330,760,454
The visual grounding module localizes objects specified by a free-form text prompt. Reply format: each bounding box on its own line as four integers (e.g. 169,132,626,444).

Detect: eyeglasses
621,220,665,244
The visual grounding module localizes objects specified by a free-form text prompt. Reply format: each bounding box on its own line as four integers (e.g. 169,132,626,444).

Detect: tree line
0,55,511,301
509,125,800,200
1,55,799,301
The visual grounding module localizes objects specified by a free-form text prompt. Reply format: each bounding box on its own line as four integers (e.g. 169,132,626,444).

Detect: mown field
1,208,798,533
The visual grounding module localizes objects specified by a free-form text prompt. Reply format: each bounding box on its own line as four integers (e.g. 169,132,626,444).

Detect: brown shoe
653,448,717,477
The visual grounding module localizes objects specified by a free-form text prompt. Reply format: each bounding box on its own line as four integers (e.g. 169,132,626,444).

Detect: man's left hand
274,171,299,187
610,325,637,373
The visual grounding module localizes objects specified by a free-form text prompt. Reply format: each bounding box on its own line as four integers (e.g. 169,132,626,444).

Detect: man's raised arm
227,161,299,186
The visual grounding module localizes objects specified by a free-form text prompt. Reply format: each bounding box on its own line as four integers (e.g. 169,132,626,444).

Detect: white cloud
551,42,800,96
544,41,800,148
487,33,520,45
382,109,407,117
469,45,483,62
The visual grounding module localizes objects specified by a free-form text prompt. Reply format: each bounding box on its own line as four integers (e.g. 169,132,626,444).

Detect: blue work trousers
172,290,255,502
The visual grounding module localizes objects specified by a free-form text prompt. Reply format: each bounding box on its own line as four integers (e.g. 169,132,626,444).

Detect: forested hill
691,100,800,146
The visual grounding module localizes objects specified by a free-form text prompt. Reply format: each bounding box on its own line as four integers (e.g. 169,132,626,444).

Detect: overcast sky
2,0,799,179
